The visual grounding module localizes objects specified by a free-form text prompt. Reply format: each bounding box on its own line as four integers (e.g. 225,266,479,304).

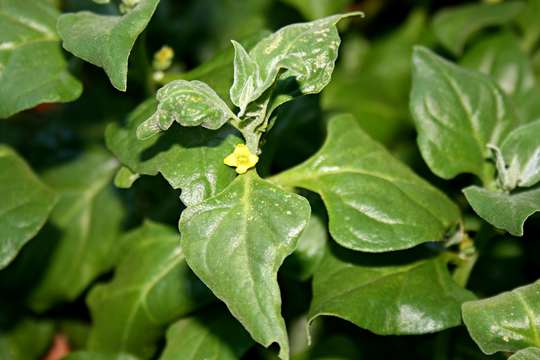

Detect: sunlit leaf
462,280,540,355
271,114,459,252
0,0,82,118
57,0,160,91
179,171,310,359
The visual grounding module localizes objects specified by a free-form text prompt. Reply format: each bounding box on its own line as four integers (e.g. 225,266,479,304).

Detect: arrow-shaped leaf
179,171,310,359
270,114,460,252
57,0,160,91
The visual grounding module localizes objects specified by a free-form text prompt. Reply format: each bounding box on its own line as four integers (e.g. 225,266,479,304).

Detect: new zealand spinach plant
1,1,540,359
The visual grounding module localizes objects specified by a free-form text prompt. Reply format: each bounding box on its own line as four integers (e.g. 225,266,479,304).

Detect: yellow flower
153,46,174,71
224,144,259,174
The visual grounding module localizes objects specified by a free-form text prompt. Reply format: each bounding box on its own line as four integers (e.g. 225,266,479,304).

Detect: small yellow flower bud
224,144,259,174
153,46,174,71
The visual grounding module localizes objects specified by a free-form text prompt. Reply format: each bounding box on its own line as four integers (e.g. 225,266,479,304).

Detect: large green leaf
229,13,359,114
309,244,475,335
57,0,160,91
432,2,524,55
461,32,540,124
105,100,240,206
159,307,254,360
410,46,517,182
87,221,213,358
137,80,236,139
509,348,540,360
0,145,56,269
462,280,540,355
0,0,82,118
179,171,311,359
27,148,124,311
0,318,54,360
493,119,540,190
463,185,540,237
270,114,459,252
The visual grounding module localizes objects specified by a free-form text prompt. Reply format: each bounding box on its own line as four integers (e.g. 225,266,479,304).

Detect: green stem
448,233,478,287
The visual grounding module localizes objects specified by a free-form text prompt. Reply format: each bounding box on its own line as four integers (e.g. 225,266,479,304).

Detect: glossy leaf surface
137,80,236,139
0,145,56,269
410,46,516,181
159,307,254,360
57,0,160,91
179,171,310,359
432,2,524,55
230,13,358,113
309,244,475,335
88,221,213,358
462,280,540,355
106,100,240,206
271,114,460,252
28,148,124,311
0,0,82,118
463,185,540,237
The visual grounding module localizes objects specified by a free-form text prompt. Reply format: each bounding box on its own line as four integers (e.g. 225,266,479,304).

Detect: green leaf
282,215,327,281
432,2,524,55
281,0,352,20
57,0,160,91
64,352,140,360
27,148,124,311
410,46,517,182
137,80,236,139
0,145,56,269
509,348,540,360
0,0,82,118
270,114,460,252
494,119,540,190
165,31,269,101
462,280,540,355
87,221,213,358
159,307,254,360
463,185,540,237
105,100,240,206
179,171,311,360
0,318,54,360
229,13,360,114
460,32,535,103
461,32,540,124
309,244,475,335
